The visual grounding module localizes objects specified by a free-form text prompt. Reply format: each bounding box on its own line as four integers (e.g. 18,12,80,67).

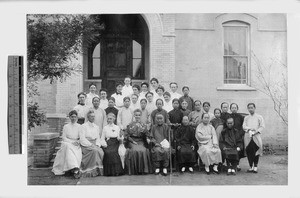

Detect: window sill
216,84,257,91
85,79,102,83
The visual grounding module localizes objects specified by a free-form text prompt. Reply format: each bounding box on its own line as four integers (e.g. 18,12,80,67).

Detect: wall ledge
33,132,60,140
217,84,257,91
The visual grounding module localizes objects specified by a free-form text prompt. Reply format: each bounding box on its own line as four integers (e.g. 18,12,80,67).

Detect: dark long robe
151,109,170,125
175,125,197,165
181,109,191,117
231,113,245,158
179,95,194,111
220,112,231,125
219,128,243,161
105,107,119,124
168,108,184,145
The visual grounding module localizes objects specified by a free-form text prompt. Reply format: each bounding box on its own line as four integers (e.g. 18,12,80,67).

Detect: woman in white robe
52,110,82,178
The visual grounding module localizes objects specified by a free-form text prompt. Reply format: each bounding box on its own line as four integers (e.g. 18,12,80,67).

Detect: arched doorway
84,14,150,96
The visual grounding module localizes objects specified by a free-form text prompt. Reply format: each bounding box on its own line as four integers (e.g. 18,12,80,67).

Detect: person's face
172,101,179,109
70,114,77,123
226,119,234,129
107,116,115,124
108,100,115,107
157,89,164,96
133,87,139,95
88,113,95,123
156,115,164,125
202,114,210,124
89,85,96,94
195,102,201,111
230,104,238,114
221,103,228,113
116,85,123,92
181,101,188,110
248,105,256,114
170,84,178,93
78,94,86,104
124,78,131,86
141,85,148,92
140,100,147,109
151,81,158,89
146,94,153,102
182,116,189,126
100,91,107,100
134,111,141,122
164,95,170,102
156,100,163,110
182,88,189,96
214,110,221,118
92,98,100,108
124,99,130,108
131,95,138,104
203,104,210,112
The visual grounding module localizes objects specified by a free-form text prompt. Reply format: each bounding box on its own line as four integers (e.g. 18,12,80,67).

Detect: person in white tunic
91,96,107,137
99,88,108,110
243,103,265,173
162,92,173,113
111,82,124,110
129,94,141,112
139,82,149,100
117,97,134,131
85,83,99,108
169,82,182,100
52,110,82,178
145,91,157,115
196,113,222,175
121,76,134,97
73,92,90,124
80,110,104,177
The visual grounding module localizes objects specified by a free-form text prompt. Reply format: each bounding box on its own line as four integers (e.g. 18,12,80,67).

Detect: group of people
52,76,265,178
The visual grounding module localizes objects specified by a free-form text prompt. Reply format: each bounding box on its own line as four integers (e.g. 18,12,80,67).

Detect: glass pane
224,26,247,56
133,40,142,58
93,43,100,58
93,58,100,77
132,59,142,78
224,57,247,84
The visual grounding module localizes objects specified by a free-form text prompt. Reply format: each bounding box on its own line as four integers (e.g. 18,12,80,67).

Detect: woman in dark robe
176,116,197,173
105,97,119,124
168,98,184,144
124,109,152,175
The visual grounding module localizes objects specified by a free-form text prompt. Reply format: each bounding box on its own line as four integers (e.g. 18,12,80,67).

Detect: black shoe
247,169,254,173
205,171,210,175
212,170,219,174
237,167,241,172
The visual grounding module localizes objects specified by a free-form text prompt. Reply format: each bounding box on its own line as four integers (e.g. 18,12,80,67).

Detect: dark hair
132,84,140,91
214,108,222,114
141,82,149,88
108,97,116,102
133,109,142,115
69,110,78,117
226,116,234,123
99,88,108,93
89,83,97,89
181,99,188,104
230,103,239,110
155,113,164,118
156,85,165,93
172,98,180,104
115,81,124,87
182,86,189,91
203,102,210,107
156,98,164,105
145,91,154,97
163,91,171,97
123,97,131,102
169,82,178,87
140,98,148,103
131,94,139,98
247,103,256,108
124,75,132,80
201,112,210,119
77,92,86,98
221,102,229,109
92,96,100,102
194,100,202,105
150,78,159,84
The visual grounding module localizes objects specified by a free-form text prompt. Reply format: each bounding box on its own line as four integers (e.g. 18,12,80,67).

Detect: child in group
139,82,149,100
210,108,224,141
129,94,141,112
85,83,99,108
220,102,231,124
99,88,108,110
111,82,124,110
145,91,156,115
132,84,140,96
151,98,170,125
179,86,194,111
140,98,151,130
163,91,173,113
155,85,165,102
150,78,159,99
169,82,182,100
188,100,203,128
122,76,133,97
105,97,119,124
117,97,133,132
203,102,215,122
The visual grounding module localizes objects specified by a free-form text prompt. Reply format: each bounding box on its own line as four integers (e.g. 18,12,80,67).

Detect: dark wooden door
101,36,132,97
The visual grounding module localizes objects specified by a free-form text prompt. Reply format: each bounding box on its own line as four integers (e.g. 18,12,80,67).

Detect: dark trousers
226,159,238,170
246,139,260,167
153,160,169,169
247,155,260,167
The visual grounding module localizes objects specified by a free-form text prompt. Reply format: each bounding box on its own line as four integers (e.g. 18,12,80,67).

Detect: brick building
32,13,287,148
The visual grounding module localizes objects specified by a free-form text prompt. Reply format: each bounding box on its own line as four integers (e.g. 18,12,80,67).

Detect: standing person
91,96,107,137
179,86,194,111
129,94,141,112
79,110,104,177
122,75,133,97
86,83,99,108
220,102,231,124
210,108,224,141
181,100,192,117
203,102,215,121
140,99,151,130
117,97,134,132
219,117,244,176
132,84,141,97
147,114,171,176
105,97,118,124
101,113,124,176
163,92,173,113
140,82,149,100
73,92,89,124
145,91,156,115
52,110,82,178
243,103,265,173
99,88,108,110
230,103,245,171
176,116,197,173
111,82,124,110
151,99,170,125
188,100,203,128
169,82,182,100
155,85,165,102
124,109,152,175
195,113,222,175
150,78,159,99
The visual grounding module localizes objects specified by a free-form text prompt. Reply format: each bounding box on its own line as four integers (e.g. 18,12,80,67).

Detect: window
92,43,101,78
223,21,249,84
132,40,143,78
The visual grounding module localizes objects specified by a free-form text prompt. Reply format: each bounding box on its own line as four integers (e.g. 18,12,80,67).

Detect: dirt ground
28,154,287,185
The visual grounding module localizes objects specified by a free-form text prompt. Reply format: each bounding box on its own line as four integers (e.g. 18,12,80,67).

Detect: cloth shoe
162,168,167,176
253,167,258,173
227,169,232,175
181,167,186,173
155,168,160,175
188,167,194,173
231,169,236,175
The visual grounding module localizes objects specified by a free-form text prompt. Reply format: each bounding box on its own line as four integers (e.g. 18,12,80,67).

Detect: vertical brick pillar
46,114,67,135
33,133,59,168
